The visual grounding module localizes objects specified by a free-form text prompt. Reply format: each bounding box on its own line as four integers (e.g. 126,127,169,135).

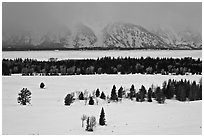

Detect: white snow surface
2,50,202,61
2,74,202,135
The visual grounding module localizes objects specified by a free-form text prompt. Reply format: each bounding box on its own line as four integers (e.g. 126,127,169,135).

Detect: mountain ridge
2,22,202,50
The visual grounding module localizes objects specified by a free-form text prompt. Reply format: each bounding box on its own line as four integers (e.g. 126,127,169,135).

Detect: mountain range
2,22,202,50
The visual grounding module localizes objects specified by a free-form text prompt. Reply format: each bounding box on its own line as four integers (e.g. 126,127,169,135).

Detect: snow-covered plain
2,50,202,60
2,74,202,135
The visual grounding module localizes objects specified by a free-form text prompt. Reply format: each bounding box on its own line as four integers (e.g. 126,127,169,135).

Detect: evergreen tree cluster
108,78,202,104
3,57,202,76
66,89,107,106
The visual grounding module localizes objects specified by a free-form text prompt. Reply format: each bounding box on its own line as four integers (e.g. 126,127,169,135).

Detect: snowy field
2,50,202,60
2,74,202,135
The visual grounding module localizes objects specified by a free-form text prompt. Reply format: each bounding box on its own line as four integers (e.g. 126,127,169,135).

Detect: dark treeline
2,57,202,76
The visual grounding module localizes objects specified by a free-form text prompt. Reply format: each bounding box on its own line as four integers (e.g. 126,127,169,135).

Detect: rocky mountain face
2,22,202,50
103,23,169,49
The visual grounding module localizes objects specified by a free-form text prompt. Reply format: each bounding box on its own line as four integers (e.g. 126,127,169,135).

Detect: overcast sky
2,2,202,35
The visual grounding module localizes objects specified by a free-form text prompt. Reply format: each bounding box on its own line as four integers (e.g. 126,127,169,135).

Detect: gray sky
2,2,202,35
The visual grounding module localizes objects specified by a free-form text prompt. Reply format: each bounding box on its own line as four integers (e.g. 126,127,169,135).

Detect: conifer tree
96,88,100,97
198,78,202,100
130,84,135,100
118,86,123,98
136,92,140,102
99,107,106,126
162,81,167,97
166,79,175,99
100,92,106,100
110,85,118,101
186,80,191,99
139,85,146,102
79,92,84,100
147,88,153,102
166,79,171,99
155,87,165,104
189,81,196,101
194,84,200,100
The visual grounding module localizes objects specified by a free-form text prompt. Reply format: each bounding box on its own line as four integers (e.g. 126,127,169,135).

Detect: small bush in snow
79,92,84,100
64,94,73,106
86,116,96,132
81,114,87,127
88,97,94,105
17,88,31,105
40,82,45,89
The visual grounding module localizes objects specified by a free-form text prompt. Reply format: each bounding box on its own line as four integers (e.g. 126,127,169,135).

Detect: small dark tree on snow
64,94,73,106
17,88,31,105
118,86,123,98
99,107,106,126
155,87,165,104
110,85,118,101
79,92,84,100
100,92,106,100
147,88,153,102
96,88,100,97
89,97,94,105
139,85,146,102
162,81,167,97
40,82,45,89
130,84,135,100
136,92,140,102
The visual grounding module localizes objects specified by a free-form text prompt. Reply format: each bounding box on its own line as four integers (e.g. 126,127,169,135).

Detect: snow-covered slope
152,27,202,49
71,23,97,48
103,22,169,49
2,74,202,135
